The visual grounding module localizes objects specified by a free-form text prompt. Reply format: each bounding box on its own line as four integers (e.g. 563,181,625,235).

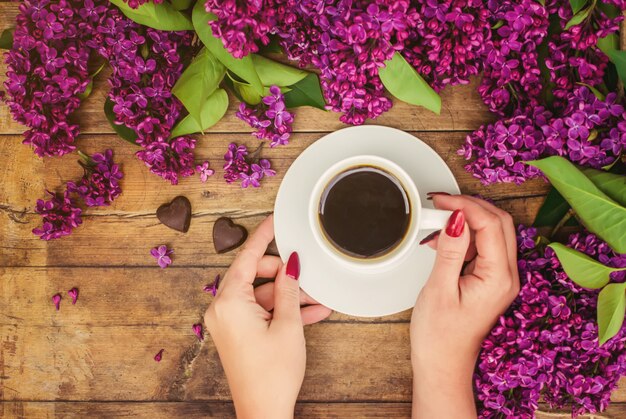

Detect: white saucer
274,126,460,317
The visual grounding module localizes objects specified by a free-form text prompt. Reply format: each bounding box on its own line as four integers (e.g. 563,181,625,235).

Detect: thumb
271,251,302,327
428,210,470,292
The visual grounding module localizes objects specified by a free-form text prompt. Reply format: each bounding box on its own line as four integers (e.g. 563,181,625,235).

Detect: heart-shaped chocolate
156,196,192,233
213,217,248,254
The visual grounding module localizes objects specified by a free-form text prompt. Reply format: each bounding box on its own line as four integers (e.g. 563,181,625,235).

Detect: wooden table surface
1,3,625,418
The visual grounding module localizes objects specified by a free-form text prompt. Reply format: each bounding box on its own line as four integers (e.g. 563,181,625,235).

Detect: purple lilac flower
222,142,275,188
52,294,61,311
461,87,626,185
67,287,79,305
66,149,123,207
151,245,173,269
236,86,294,147
154,349,164,362
192,323,204,341
32,190,83,240
204,274,221,296
251,159,276,179
196,161,215,183
475,226,626,417
122,0,164,9
4,0,97,157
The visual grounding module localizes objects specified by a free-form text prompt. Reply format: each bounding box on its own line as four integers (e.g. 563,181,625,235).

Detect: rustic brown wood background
1,3,625,418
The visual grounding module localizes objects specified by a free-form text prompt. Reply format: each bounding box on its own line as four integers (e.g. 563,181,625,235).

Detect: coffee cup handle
419,208,453,231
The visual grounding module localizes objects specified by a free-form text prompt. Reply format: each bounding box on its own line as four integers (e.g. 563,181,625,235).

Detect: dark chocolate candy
156,196,192,233
213,217,248,254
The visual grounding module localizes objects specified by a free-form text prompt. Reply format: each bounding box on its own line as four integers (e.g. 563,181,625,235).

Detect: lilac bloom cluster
478,0,550,116
4,0,106,157
32,148,123,240
545,0,626,104
87,9,198,184
67,149,123,207
223,143,276,188
205,0,416,125
461,86,626,185
6,1,200,184
475,226,626,417
236,86,294,147
32,190,83,240
402,0,491,92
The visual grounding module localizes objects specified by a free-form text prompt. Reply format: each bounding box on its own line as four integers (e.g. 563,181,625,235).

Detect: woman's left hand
205,215,332,419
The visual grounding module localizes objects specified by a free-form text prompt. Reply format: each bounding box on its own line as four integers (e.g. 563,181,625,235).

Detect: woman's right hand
410,194,520,418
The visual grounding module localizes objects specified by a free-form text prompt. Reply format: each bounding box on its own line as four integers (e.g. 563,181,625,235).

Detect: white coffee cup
309,155,451,272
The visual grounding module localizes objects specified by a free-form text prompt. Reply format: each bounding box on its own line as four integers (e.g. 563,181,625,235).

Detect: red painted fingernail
286,252,300,280
419,230,440,245
445,210,465,238
426,191,451,200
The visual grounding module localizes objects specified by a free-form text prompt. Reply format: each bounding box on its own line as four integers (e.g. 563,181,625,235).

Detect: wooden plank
2,321,624,403
3,401,625,419
0,267,412,324
0,132,548,212
0,195,543,267
0,4,494,136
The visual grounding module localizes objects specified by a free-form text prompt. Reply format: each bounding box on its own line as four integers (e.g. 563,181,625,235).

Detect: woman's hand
411,194,520,418
205,215,332,419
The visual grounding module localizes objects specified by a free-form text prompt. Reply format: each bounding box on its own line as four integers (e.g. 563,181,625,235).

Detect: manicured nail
286,252,300,280
419,230,440,245
445,210,465,238
426,191,451,200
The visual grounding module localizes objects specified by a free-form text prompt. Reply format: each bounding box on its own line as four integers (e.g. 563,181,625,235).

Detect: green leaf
536,0,545,5
192,1,263,95
527,156,626,253
581,167,626,206
491,20,504,30
104,97,139,145
565,5,592,30
259,36,282,54
548,243,624,289
379,51,441,114
227,72,291,105
569,0,587,14
283,73,326,110
109,0,193,31
172,48,225,126
250,55,307,87
533,187,571,227
171,0,193,10
606,50,626,86
598,33,619,55
0,28,13,50
78,80,94,100
170,88,228,138
598,283,626,345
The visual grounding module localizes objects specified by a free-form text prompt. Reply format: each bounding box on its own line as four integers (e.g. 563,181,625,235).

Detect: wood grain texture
0,132,547,267
4,401,626,419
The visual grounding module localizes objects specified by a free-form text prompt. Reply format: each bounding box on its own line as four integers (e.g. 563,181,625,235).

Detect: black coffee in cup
318,166,411,258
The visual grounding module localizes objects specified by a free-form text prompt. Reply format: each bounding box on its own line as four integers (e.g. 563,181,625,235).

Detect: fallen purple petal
192,323,204,341
154,349,164,362
67,287,79,305
203,274,221,296
52,293,61,311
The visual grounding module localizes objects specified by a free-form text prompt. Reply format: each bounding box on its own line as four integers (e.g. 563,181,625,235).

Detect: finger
270,252,302,329
461,196,518,275
254,281,320,311
427,210,470,294
425,235,477,262
221,215,275,290
301,304,333,325
257,255,282,278
431,195,509,269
